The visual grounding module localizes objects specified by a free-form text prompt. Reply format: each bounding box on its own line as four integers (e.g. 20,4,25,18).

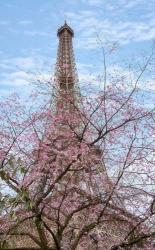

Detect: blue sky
0,0,155,104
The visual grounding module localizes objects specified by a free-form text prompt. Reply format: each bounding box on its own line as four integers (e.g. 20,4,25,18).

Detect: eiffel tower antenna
64,12,67,23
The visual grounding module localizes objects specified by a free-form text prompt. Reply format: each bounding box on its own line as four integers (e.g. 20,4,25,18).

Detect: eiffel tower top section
57,21,74,37
55,21,78,92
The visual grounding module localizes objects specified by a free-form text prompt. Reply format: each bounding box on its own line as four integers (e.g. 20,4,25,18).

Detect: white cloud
140,78,155,91
23,30,49,37
0,57,37,71
0,20,9,26
0,56,53,96
86,0,103,6
77,61,155,93
18,20,32,25
18,20,32,26
1,70,33,87
67,11,155,48
104,64,155,92
109,0,144,10
0,56,52,72
79,0,154,11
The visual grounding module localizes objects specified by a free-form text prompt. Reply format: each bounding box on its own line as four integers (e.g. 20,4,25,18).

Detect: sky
0,0,155,105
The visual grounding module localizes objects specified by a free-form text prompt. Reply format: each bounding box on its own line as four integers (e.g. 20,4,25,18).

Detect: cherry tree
0,50,155,250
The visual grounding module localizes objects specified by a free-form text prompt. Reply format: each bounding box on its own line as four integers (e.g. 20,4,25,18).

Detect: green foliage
19,166,27,174
0,241,9,250
0,170,7,181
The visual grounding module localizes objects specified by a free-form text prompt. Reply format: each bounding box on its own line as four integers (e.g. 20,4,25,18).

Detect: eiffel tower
55,21,77,91
52,21,106,180
53,21,80,113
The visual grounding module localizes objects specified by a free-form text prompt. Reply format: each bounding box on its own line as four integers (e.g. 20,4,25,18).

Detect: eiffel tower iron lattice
55,21,78,91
